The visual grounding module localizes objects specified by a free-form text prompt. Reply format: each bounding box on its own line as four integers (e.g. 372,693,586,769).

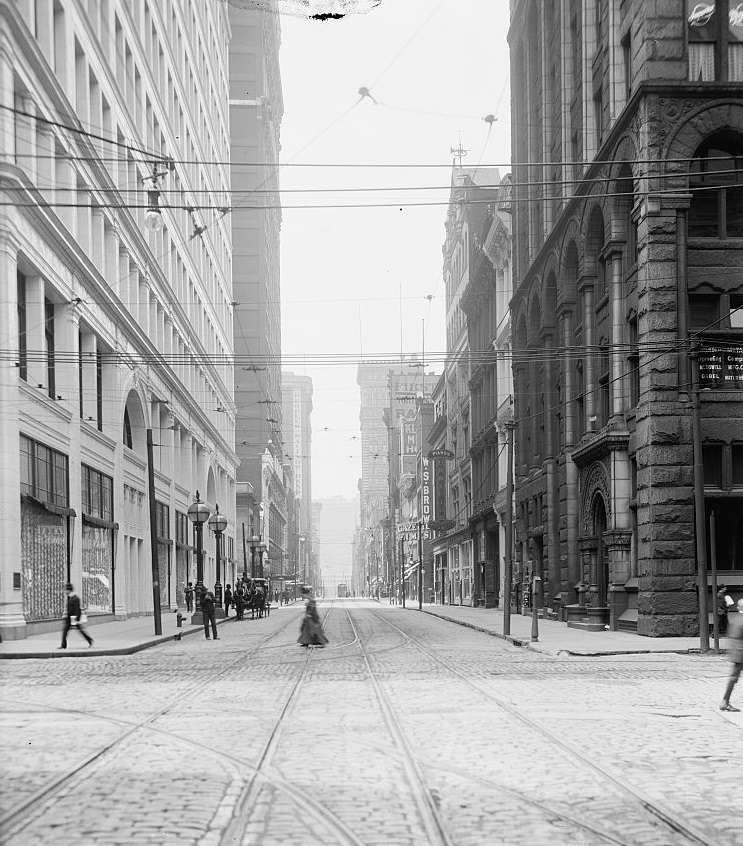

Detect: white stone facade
0,0,237,638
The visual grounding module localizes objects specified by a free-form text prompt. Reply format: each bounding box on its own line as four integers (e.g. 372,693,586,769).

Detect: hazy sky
278,0,511,499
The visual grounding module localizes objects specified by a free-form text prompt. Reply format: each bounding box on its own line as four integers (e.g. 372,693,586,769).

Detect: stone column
581,282,596,429
79,330,97,424
17,94,38,184
0,237,26,638
562,309,580,603
105,223,120,295
91,208,105,273
25,275,46,389
608,245,625,419
0,35,15,161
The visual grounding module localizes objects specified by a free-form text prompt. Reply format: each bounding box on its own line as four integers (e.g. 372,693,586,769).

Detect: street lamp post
250,534,260,578
258,541,267,578
187,491,211,624
208,504,228,613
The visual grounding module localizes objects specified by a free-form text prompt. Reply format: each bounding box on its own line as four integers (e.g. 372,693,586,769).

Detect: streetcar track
345,608,454,846
218,602,367,846
3,604,369,846
369,608,717,846
0,612,300,838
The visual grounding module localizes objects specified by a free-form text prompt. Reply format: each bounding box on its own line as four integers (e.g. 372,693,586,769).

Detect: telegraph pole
417,520,423,611
503,421,516,637
146,429,162,636
690,344,710,653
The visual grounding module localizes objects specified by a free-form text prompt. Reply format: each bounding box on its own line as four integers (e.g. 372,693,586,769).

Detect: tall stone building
509,0,743,636
460,171,513,608
1,0,237,638
357,362,437,596
229,5,287,579
282,372,314,587
428,167,505,607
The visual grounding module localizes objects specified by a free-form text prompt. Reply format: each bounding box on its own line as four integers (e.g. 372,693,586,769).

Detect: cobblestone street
1,600,739,846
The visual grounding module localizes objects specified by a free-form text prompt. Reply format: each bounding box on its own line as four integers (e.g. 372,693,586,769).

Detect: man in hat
720,598,743,712
201,588,219,640
59,583,94,649
716,585,734,635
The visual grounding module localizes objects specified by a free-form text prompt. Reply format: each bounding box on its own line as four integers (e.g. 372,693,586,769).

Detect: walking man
185,581,194,613
720,598,743,712
59,583,93,649
201,589,219,640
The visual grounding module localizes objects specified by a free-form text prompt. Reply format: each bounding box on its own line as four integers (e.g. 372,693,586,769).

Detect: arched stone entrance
566,468,612,631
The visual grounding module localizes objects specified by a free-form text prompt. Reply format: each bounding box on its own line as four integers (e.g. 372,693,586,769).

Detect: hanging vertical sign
402,421,417,455
428,448,455,532
421,457,431,525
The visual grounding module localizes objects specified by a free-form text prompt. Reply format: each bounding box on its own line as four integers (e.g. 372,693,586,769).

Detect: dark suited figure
201,589,218,640
59,583,93,649
185,582,194,613
717,586,733,635
235,584,245,621
223,585,233,618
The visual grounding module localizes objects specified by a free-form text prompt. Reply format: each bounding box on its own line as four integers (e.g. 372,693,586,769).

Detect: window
703,444,723,487
576,359,585,434
156,501,170,538
44,299,55,399
689,294,719,330
732,444,743,486
689,133,743,238
622,31,632,98
17,272,27,381
20,435,69,507
123,407,133,448
593,90,604,147
82,464,113,520
687,1,743,81
176,510,189,545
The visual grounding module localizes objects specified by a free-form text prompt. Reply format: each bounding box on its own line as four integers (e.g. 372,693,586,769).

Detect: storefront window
20,435,69,507
82,464,113,519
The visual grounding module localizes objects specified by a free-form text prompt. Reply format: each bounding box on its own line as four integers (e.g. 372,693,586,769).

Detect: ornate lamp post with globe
187,491,210,624
208,504,228,614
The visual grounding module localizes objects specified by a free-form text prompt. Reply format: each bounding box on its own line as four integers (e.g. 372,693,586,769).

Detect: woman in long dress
298,596,329,647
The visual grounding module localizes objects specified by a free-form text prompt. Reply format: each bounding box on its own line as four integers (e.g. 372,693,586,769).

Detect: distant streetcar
337,583,348,598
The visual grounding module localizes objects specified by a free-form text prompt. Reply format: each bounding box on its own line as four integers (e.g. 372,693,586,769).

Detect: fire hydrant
175,610,185,640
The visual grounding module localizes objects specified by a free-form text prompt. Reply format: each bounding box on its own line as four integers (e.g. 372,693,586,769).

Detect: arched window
688,132,743,238
123,407,133,448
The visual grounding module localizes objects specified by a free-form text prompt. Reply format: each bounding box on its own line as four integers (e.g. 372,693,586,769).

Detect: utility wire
4,179,734,211
7,164,738,194
3,106,733,169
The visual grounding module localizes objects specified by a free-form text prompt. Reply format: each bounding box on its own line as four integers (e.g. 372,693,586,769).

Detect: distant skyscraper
282,372,314,584
229,5,286,575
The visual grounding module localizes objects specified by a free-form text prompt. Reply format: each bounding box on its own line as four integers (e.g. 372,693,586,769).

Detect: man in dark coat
223,584,233,618
720,598,743,712
717,585,733,635
185,582,195,613
59,583,93,649
201,589,219,640
234,583,245,621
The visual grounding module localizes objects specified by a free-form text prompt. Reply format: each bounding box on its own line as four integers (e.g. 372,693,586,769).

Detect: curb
420,609,706,658
0,616,235,660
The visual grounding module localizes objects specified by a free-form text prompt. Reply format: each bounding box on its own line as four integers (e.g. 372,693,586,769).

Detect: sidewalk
417,603,710,657
0,601,305,659
0,612,233,659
